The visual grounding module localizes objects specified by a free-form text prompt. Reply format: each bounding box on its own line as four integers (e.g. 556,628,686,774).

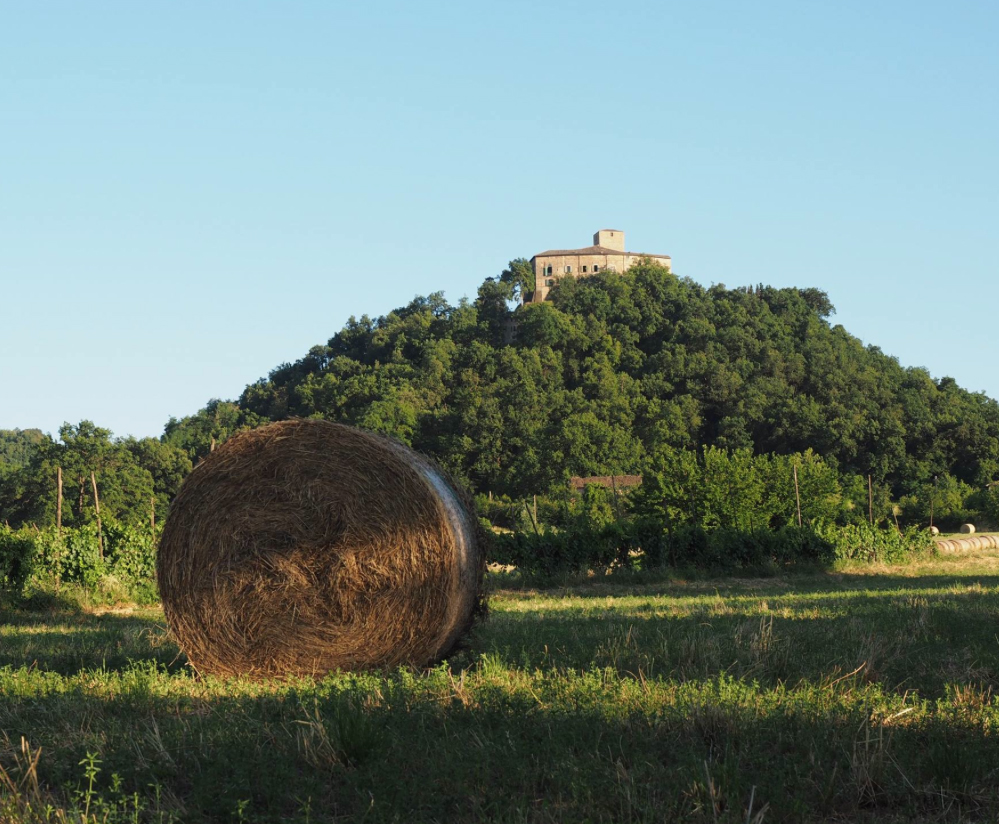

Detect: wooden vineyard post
151,495,156,532
930,475,937,530
56,466,63,537
610,474,623,521
91,471,103,560
868,475,874,526
793,464,802,527
523,500,540,536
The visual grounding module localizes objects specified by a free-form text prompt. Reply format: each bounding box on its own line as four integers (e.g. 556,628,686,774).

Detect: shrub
0,519,162,602
815,521,934,564
0,526,37,595
488,517,925,576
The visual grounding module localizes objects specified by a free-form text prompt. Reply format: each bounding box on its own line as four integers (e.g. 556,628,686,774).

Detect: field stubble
4,552,999,821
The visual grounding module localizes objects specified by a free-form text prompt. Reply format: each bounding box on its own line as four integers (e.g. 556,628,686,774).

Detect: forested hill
0,429,45,475
164,260,999,500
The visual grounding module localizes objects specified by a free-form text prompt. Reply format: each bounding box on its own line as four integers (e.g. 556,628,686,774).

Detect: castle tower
593,229,625,252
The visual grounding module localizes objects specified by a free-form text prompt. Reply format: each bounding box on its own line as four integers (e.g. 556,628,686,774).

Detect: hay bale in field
157,419,485,678
961,524,977,534
929,526,940,536
935,535,999,553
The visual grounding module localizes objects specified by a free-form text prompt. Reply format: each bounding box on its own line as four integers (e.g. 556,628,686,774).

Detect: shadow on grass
6,573,999,699
490,566,999,600
5,567,999,820
478,570,999,698
0,597,181,675
2,664,999,823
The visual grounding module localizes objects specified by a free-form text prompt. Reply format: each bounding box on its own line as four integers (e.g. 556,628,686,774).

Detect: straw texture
157,419,485,678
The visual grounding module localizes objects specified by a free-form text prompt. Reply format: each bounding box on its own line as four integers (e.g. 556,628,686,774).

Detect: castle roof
569,474,643,491
532,245,671,259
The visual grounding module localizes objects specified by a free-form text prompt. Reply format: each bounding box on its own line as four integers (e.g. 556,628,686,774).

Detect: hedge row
488,518,935,577
1,516,937,597
0,520,158,596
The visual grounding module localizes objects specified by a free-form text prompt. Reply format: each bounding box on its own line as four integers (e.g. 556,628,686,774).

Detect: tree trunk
56,466,63,536
91,471,103,560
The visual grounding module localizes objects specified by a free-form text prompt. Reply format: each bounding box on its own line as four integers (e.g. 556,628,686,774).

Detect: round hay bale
157,419,485,678
961,523,977,534
928,526,940,536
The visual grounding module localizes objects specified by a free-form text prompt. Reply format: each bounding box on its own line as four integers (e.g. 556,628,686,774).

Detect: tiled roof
532,246,670,259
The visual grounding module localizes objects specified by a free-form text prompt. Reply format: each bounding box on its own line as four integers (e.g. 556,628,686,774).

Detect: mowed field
5,553,999,822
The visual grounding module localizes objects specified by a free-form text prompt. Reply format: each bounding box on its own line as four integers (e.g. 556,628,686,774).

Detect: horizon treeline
3,260,999,528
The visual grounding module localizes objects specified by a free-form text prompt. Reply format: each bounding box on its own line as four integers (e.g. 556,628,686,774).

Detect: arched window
593,265,600,272
546,265,553,275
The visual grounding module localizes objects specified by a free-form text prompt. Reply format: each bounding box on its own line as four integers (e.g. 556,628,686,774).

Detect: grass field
5,552,999,822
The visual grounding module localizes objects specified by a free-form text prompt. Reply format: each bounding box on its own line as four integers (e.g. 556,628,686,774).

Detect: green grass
6,553,999,822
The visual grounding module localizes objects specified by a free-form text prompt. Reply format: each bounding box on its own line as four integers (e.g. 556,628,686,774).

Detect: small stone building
530,230,671,302
569,474,643,492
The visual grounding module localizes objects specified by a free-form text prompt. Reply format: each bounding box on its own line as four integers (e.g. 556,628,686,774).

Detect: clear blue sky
2,1,997,440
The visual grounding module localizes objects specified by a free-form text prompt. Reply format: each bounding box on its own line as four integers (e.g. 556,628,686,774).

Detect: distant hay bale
928,526,940,536
935,535,999,552
961,524,977,534
157,419,485,678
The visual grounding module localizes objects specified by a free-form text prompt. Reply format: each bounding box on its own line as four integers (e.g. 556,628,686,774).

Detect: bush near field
480,446,939,577
0,520,159,601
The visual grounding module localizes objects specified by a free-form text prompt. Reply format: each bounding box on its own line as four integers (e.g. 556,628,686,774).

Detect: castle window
545,278,555,286
565,265,572,274
593,265,600,272
545,265,552,276
582,265,588,273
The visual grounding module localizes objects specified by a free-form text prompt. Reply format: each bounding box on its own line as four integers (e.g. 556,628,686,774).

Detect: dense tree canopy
0,429,45,477
166,262,999,501
0,423,191,528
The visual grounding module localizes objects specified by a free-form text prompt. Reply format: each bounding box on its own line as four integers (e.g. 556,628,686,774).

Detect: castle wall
532,253,623,301
531,253,671,301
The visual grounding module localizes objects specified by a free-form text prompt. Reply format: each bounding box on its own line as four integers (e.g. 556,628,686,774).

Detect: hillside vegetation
3,261,998,530
170,261,999,501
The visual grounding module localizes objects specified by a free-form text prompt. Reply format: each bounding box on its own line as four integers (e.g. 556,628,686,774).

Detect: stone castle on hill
529,229,671,302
